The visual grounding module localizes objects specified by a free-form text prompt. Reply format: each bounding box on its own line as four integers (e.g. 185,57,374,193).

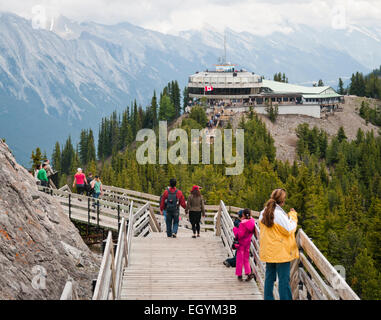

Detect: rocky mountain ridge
0,139,100,299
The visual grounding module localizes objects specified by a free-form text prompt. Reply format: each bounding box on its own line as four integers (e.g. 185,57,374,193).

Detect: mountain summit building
187,64,344,118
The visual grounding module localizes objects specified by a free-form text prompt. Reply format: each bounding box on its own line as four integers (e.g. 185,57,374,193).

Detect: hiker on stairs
185,185,205,238
160,178,186,238
73,168,87,197
37,163,49,187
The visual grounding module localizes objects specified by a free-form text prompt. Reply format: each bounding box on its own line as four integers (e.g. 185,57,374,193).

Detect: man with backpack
160,178,186,238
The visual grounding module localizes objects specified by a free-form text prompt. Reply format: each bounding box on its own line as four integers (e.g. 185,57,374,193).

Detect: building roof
262,80,332,95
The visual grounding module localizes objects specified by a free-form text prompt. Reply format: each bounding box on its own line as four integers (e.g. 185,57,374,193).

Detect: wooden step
120,232,262,300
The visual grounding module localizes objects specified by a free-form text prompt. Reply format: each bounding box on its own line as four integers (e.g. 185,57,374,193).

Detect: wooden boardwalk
45,186,360,301
120,230,262,300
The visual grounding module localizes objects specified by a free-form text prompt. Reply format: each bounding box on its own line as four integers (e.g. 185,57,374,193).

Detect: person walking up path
160,178,186,238
185,185,205,238
86,173,94,197
43,159,56,187
37,163,49,187
91,176,103,199
259,188,299,300
234,208,256,282
73,168,87,197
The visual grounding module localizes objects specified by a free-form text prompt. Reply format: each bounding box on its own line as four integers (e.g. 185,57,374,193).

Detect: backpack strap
167,187,178,195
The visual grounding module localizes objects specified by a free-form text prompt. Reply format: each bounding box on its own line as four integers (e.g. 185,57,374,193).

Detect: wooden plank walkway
120,230,262,300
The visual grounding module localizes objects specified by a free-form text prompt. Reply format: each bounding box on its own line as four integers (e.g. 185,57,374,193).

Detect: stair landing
120,230,262,300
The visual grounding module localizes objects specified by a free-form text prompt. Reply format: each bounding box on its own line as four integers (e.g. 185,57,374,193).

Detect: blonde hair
262,189,286,228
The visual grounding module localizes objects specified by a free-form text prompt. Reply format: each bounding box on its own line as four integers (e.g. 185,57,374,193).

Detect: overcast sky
1,0,381,35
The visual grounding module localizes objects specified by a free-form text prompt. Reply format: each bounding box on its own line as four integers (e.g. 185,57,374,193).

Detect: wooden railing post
117,204,121,232
110,239,116,300
215,203,222,236
87,197,90,235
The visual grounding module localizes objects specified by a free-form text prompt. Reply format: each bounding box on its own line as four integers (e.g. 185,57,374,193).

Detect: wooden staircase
120,231,262,300
40,185,360,300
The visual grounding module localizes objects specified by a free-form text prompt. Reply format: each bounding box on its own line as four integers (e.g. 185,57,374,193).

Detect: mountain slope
0,12,379,165
0,139,100,299
254,96,380,162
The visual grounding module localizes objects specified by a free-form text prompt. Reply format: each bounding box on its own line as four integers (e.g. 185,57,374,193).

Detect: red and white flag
204,85,213,92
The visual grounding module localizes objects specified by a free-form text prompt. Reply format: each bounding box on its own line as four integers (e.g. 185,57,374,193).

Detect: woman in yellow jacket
259,188,299,300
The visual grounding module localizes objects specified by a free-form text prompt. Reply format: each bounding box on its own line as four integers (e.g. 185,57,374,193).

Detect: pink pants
235,244,251,276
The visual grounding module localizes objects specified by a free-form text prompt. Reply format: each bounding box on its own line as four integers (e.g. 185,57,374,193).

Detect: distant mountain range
0,12,380,165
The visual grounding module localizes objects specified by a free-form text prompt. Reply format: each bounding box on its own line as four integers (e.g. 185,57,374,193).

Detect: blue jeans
264,262,293,300
166,211,179,237
93,192,100,199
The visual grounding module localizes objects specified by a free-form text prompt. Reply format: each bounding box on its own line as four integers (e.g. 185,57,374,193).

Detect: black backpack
86,177,94,194
160,193,167,209
166,188,179,214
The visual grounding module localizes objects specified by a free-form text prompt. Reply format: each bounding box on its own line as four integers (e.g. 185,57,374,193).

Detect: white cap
77,168,82,172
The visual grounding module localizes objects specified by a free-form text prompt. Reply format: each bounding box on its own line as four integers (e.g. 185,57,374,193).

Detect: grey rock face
0,140,101,300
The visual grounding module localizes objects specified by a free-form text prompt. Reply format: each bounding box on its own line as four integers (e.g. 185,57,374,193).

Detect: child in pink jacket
234,208,256,281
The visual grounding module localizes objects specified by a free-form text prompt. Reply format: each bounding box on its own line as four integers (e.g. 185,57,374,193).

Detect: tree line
338,66,381,99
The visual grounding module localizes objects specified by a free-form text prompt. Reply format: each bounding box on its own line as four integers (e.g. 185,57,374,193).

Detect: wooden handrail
114,217,128,300
215,202,360,300
92,231,114,300
92,201,160,300
296,229,360,300
38,186,131,231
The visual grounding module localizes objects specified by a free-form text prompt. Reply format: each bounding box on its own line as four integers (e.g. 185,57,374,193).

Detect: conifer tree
159,94,175,121
337,126,347,143
79,129,89,165
31,147,43,170
351,248,381,300
338,78,345,95
61,136,75,175
132,100,139,137
87,129,96,165
183,86,189,111
151,91,158,128
51,142,61,173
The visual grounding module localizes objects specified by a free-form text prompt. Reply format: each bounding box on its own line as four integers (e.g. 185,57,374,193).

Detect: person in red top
73,168,87,196
160,178,186,238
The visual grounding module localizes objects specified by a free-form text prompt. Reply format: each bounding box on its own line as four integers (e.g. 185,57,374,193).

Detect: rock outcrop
0,140,100,300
